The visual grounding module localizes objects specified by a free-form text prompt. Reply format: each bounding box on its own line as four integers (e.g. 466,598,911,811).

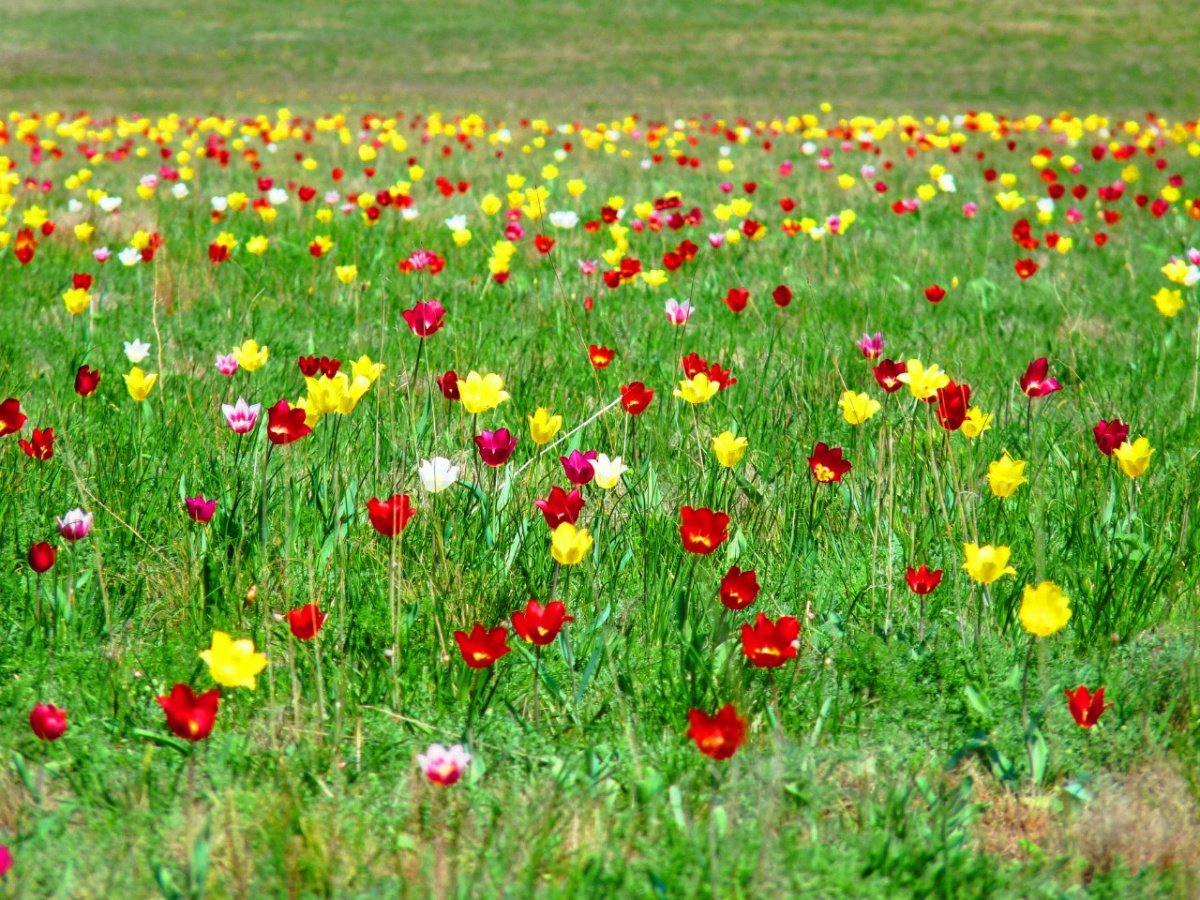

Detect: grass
1,3,1200,893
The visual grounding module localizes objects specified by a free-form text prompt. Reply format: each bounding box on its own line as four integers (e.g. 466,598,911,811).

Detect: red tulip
298,355,341,378
679,506,730,555
771,284,792,307
28,541,56,573
402,300,446,338
1064,685,1109,729
619,381,654,415
366,494,416,537
686,704,746,760
905,564,943,595
266,399,312,445
29,703,67,741
453,623,511,668
1093,419,1130,456
924,284,946,303
511,599,573,646
534,486,584,529
74,365,101,397
741,613,801,668
474,428,518,466
872,359,906,394
719,566,760,610
588,344,615,369
1020,358,1062,398
0,398,27,437
18,427,54,460
437,370,460,400
1014,258,1039,280
681,353,736,390
157,684,220,741
723,287,749,313
935,381,971,431
287,603,328,640
808,443,851,483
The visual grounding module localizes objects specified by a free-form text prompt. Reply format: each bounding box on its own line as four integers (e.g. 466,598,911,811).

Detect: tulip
74,365,101,397
287,603,328,640
550,522,593,565
123,366,158,401
664,298,694,325
534,486,584,529
266,399,312,445
686,704,746,760
453,623,511,668
897,359,950,400
961,407,993,439
856,332,884,360
18,427,54,460
904,565,943,595
200,631,267,689
1092,419,1130,456
674,372,720,405
711,431,749,467
123,339,151,364
838,391,880,426
1019,358,1062,398
560,449,598,486
402,300,446,338
458,371,510,414
417,743,471,785
367,494,416,536
808,443,851,483
232,339,269,372
741,613,801,668
935,381,971,431
56,508,93,542
419,457,460,493
962,543,1016,585
719,566,760,610
872,359,906,393
987,453,1028,499
592,453,628,489
437,370,460,400
215,354,240,376
0,843,10,878
588,345,615,368
349,355,385,384
528,407,563,445
29,703,68,741
185,496,217,524
157,684,220,741
679,506,730,555
474,429,518,467
619,382,654,415
1114,437,1153,478
28,541,56,573
222,397,261,434
511,599,573,645
1064,686,1109,728
1018,581,1072,637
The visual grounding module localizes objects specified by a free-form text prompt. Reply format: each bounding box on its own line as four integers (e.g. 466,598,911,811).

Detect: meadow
1,5,1200,898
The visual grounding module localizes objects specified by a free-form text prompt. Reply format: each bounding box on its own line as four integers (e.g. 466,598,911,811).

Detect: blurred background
2,0,1196,116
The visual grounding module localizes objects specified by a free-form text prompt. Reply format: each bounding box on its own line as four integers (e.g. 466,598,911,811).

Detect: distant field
2,0,1199,116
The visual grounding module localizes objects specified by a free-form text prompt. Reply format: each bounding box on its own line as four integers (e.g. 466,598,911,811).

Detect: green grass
3,0,1200,116
2,24,1200,897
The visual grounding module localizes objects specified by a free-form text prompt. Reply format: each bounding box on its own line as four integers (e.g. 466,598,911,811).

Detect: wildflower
856,332,884,359
1014,258,1038,279
29,703,68,741
1064,686,1109,729
897,359,950,400
287,604,327,640
1093,419,1130,456
1019,358,1062,398
418,743,471,785
184,496,217,524
962,543,1016,585
18,428,54,460
74,366,101,397
961,407,993,439
511,599,573,645
808,443,851,483
200,631,267,689
366,494,416,536
298,356,341,378
335,265,358,285
711,431,749,467
551,522,593,565
675,372,720,405
215,354,239,376
350,355,385,384
665,298,694,325
528,407,563,445
724,287,750,313
560,449,598,485
458,371,510,414
1152,287,1184,317
123,366,158,401
679,506,730,555
419,457,460,493
686,704,746,760
905,565,943,595
221,397,260,434
592,453,628,489
475,428,518,466
1018,581,1072,637
872,358,906,393
266,399,312,445
437,370,460,400
839,391,881,426
772,284,793,307
719,566,760,610
1114,437,1153,478
57,508,93,541
620,381,654,415
402,300,446,338
0,843,11,878
924,284,946,303
681,353,736,389
28,541,56,573
535,486,584,529
935,381,971,431
454,624,511,668
157,685,220,741
123,339,151,364
588,344,616,368
232,339,270,372
987,453,1028,499
0,398,27,436
62,287,91,315
741,613,801,668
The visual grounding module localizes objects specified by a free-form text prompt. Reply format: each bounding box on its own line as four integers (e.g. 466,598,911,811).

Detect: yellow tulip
962,543,1016,585
838,390,881,426
528,407,563,445
674,373,720,405
961,407,993,439
551,522,593,566
123,366,158,401
232,339,269,372
458,371,510,415
1018,581,1071,637
62,288,91,316
986,453,1027,499
1114,437,1153,478
711,431,748,468
200,631,267,690
897,359,950,400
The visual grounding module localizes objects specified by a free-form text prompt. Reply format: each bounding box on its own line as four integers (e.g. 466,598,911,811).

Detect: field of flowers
1,106,1199,896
